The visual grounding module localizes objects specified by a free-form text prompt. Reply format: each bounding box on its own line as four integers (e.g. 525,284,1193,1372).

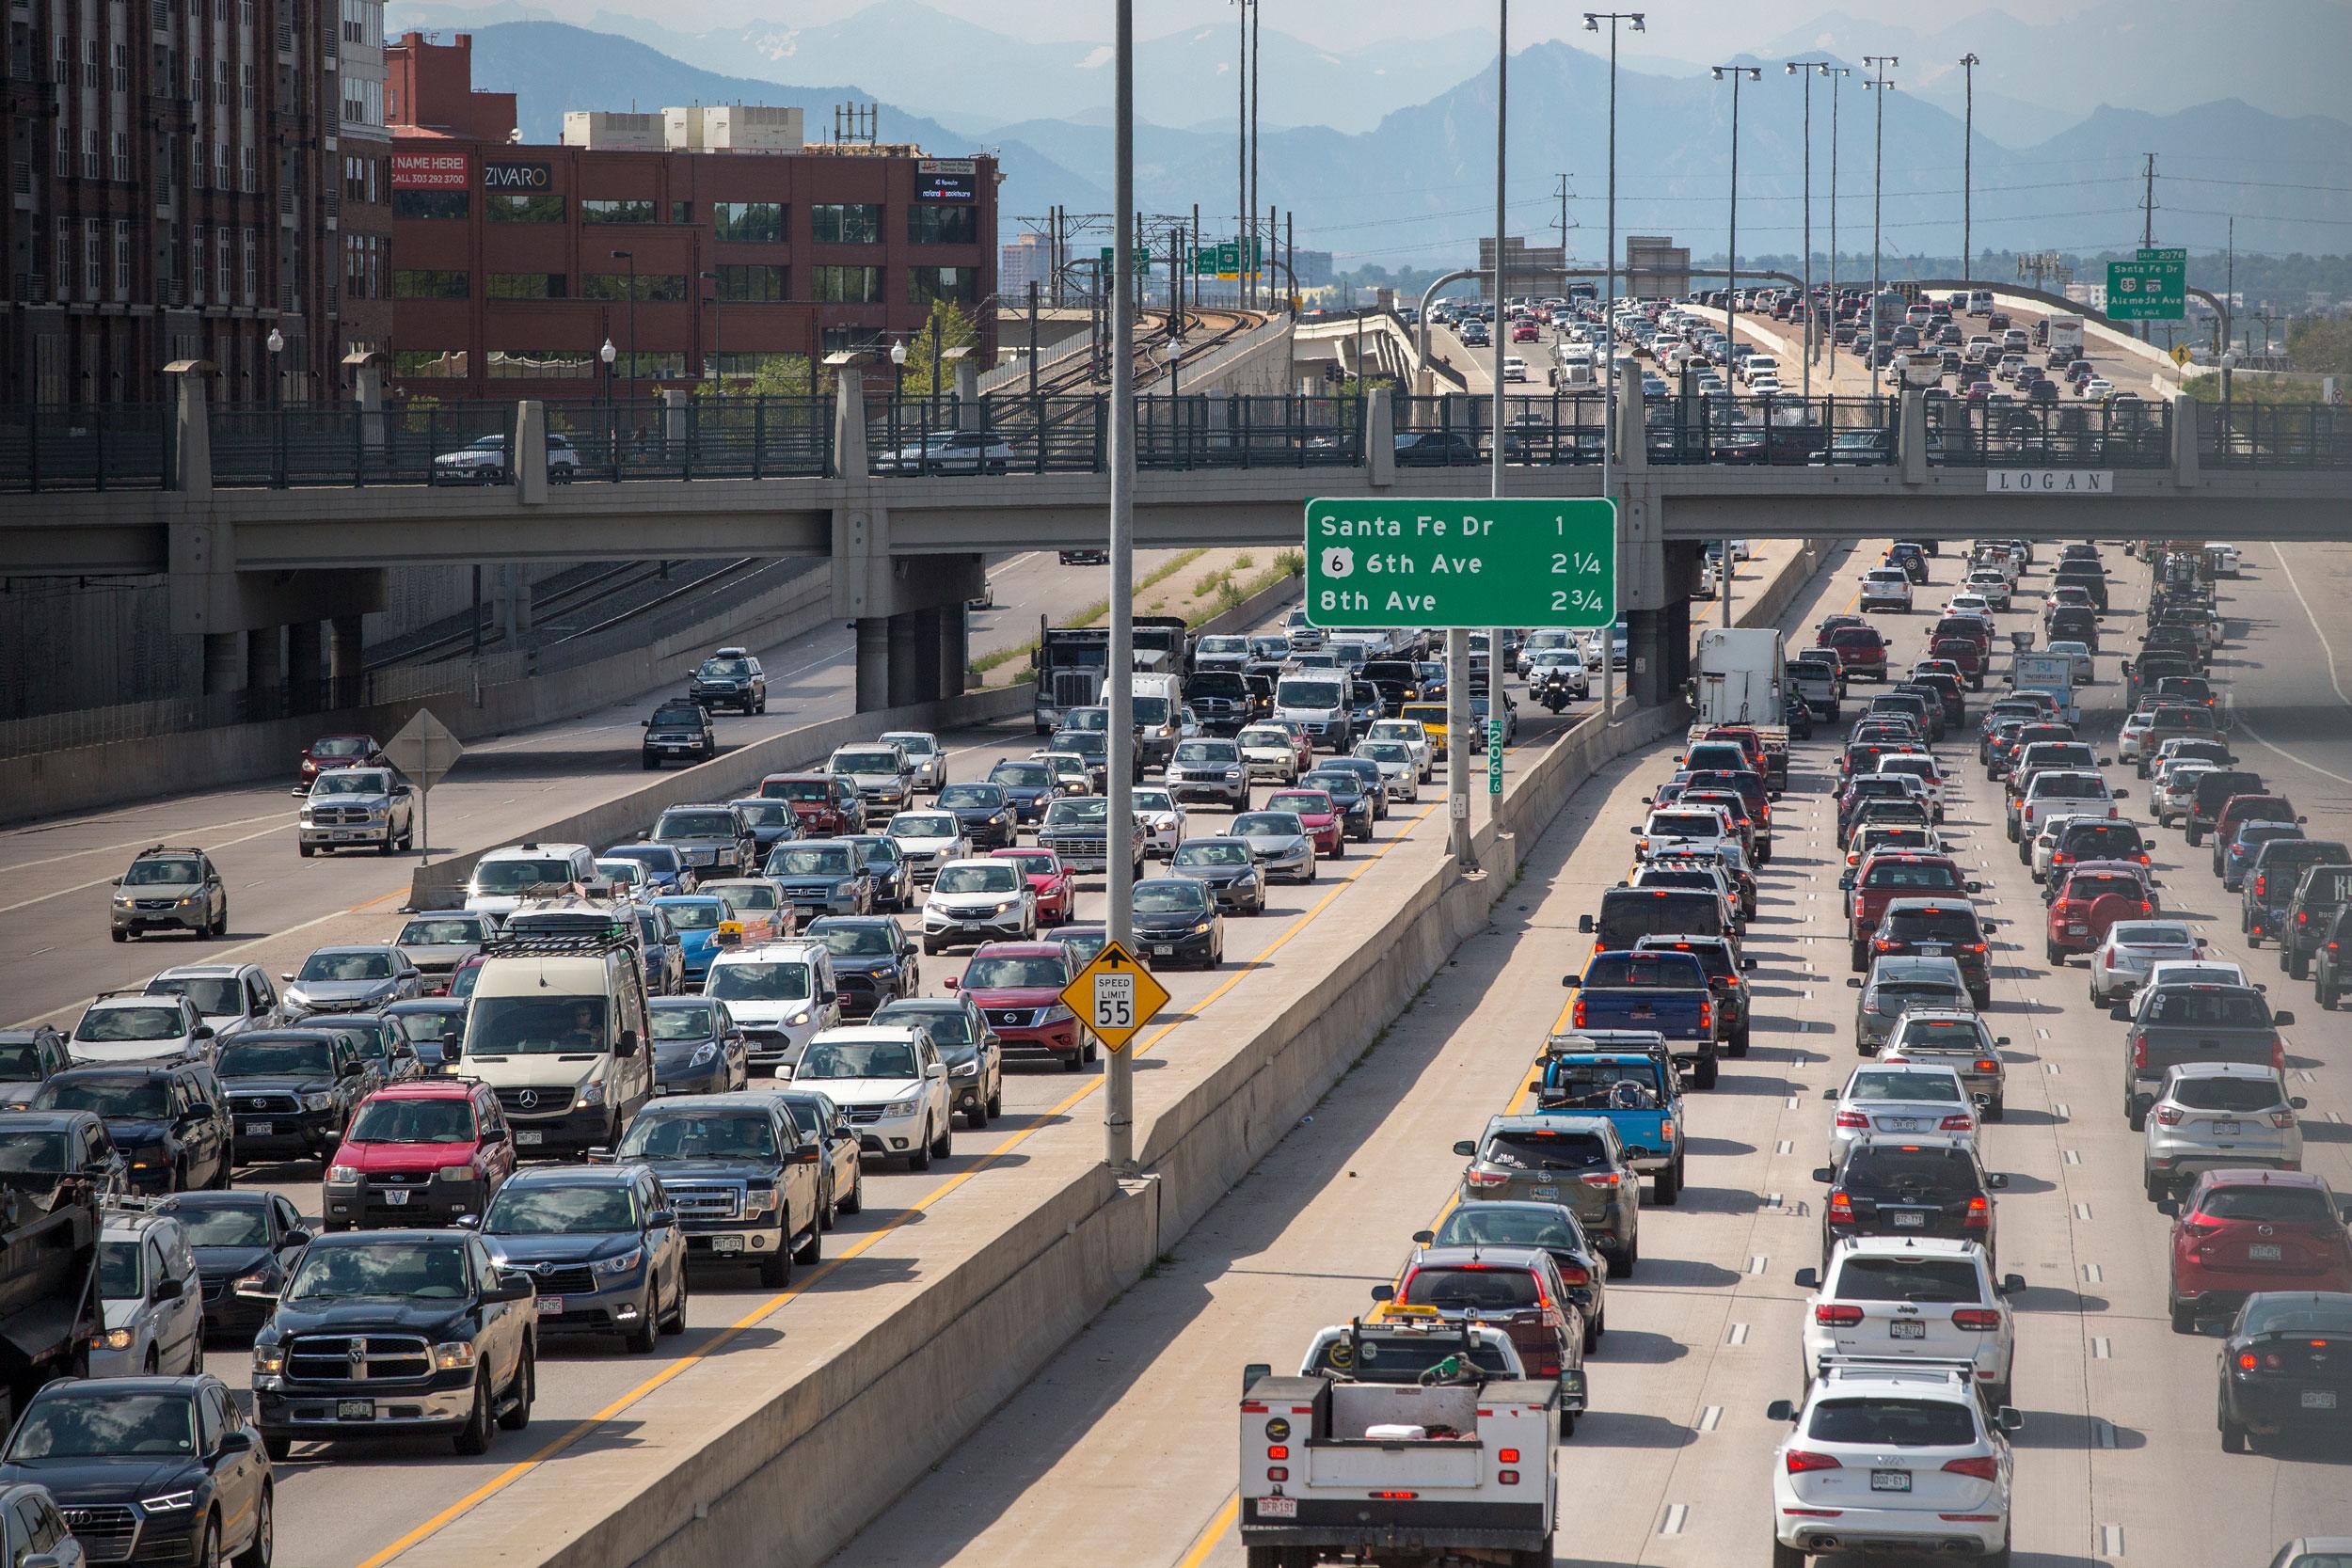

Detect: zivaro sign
1986,469,2115,495
482,162,552,191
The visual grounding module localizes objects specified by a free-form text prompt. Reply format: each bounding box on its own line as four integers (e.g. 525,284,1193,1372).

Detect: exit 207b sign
1304,498,1617,629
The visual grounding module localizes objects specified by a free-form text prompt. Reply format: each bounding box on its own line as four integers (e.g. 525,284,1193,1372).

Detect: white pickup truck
1239,1313,1558,1567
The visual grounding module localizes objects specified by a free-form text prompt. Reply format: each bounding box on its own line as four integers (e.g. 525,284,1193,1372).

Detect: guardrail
2201,402,2352,469
1922,398,2173,468
0,404,174,492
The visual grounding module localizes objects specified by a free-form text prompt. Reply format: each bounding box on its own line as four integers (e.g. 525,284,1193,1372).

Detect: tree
899,300,980,395
693,354,819,401
2287,318,2352,377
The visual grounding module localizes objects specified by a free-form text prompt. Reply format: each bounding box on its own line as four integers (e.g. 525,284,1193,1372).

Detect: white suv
920,859,1038,955
1796,1239,2024,1405
790,1025,955,1169
1767,1358,2020,1567
69,993,212,1067
704,942,841,1076
1858,568,1914,613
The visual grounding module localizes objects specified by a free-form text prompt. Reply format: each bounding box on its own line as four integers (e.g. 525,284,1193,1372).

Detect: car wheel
660,1266,689,1333
112,928,128,942
1692,1054,1719,1090
497,1343,534,1431
794,1212,822,1264
988,1078,1004,1117
297,845,315,859
1653,1164,1679,1206
908,1121,934,1169
2219,1395,2249,1453
758,1246,790,1287
626,1288,660,1353
453,1370,495,1454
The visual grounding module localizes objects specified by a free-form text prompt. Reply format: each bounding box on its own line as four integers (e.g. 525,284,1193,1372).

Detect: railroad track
369,557,766,669
1027,308,1265,396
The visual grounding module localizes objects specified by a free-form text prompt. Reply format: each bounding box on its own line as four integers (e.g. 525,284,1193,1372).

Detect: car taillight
2130,1032,2148,1069
1973,1059,1999,1073
1939,1114,1975,1132
1572,998,1587,1029
1698,1000,1712,1032
2298,910,2310,926
1786,1449,1844,1475
2269,1111,2296,1129
1556,1262,1590,1287
1815,1305,1865,1326
2154,1107,2183,1126
1827,1191,1853,1223
1952,1308,2002,1332
1942,1455,2000,1481
1466,1170,1509,1188
2273,1038,2286,1072
1963,1196,1991,1229
1834,1111,1868,1129
1581,1171,1621,1189
2255,876,2266,897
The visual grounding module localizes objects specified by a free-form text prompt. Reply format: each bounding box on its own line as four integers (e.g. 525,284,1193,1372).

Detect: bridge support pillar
287,621,325,709
955,365,979,432
1625,599,1690,709
514,401,548,505
886,610,932,708
201,631,245,696
938,603,969,697
1366,388,1395,486
2172,394,2200,487
246,625,284,699
328,614,365,708
167,359,214,495
855,616,891,713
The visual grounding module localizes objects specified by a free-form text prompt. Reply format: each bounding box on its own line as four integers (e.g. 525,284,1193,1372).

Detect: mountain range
399,16,2352,266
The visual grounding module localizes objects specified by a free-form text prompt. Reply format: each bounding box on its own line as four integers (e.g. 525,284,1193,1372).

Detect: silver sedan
1352,741,1422,803
2088,919,2204,1006
1229,810,1317,884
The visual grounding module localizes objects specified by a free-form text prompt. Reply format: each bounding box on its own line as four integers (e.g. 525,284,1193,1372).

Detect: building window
485,191,564,223
115,220,133,296
669,200,692,225
612,352,686,380
811,203,883,245
113,41,129,91
910,265,979,307
393,268,469,299
487,272,568,299
486,348,596,379
908,204,977,245
713,263,785,303
191,224,209,301
393,349,469,378
391,190,469,220
811,265,883,304
246,230,259,304
583,272,686,302
580,198,656,225
711,201,785,244
242,61,254,109
112,132,131,182
86,220,103,294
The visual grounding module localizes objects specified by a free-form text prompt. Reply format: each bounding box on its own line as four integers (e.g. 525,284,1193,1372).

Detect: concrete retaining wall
397,537,1838,1568
0,565,836,828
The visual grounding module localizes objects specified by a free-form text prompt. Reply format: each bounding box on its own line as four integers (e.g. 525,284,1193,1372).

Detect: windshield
485,1183,639,1234
707,962,812,1002
1862,862,1963,892
0,1041,43,1078
935,864,1020,895
763,779,828,802
620,1111,778,1162
1403,1266,1540,1312
2243,1298,2352,1337
300,951,394,983
0,1131,70,1174
311,772,389,798
963,955,1066,990
6,1392,194,1459
287,1241,470,1301
1582,953,1702,989
166,1204,270,1247
713,884,780,914
472,860,574,895
1436,1207,1583,1253
1831,1256,1980,1304
1174,842,1250,867
700,657,753,678
648,706,702,729
144,976,242,1017
832,751,900,774
659,901,722,931
1134,698,1171,725
992,764,1054,789
1238,729,1290,750
1045,799,1110,826
889,814,960,839
733,802,793,830
1888,1019,1991,1053
815,924,897,957
2143,989,2269,1028
74,1006,183,1042
1134,883,1207,913
217,1043,339,1081
346,1098,476,1144
1173,741,1234,766
938,785,1000,809
771,847,855,878
1850,1070,1963,1103
883,734,936,756
1844,1148,1976,1196
657,812,736,840
397,919,481,947
1235,812,1308,838
651,1006,716,1042
31,1078,170,1118
465,996,608,1055
1279,679,1343,710
1483,1129,1610,1171
797,1039,917,1080
2171,1076,2286,1113
97,1239,144,1300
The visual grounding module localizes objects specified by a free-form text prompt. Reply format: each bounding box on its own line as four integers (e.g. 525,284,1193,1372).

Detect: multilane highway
827,538,2352,1567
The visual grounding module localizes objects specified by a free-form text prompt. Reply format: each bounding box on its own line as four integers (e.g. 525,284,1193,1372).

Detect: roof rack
132,845,206,858
482,927,636,958
1817,1354,1977,1382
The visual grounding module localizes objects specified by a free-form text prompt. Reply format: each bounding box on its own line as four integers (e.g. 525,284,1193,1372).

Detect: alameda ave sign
1304,498,1617,630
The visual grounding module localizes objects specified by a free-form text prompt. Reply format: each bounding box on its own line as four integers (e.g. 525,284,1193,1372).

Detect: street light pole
1786,61,1833,403
1960,54,1979,286
1862,57,1898,394
1826,66,1848,372
1712,62,1758,630
265,325,284,408
1105,0,1138,1173
610,248,638,401
1585,11,1643,727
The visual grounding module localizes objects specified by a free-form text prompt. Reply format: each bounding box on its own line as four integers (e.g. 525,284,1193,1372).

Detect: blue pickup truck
1561,948,1719,1088
1531,1034,1688,1204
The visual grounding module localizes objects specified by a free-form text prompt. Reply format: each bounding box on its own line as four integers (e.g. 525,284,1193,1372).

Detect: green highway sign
1097,246,1155,274
2106,256,2185,321
1304,498,1617,630
2138,246,2187,263
1486,721,1504,794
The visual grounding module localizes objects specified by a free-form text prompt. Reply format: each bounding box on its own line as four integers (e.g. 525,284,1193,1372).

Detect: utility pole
1826,66,1847,372
1712,61,1758,631
1105,0,1136,1173
1233,0,1252,311
1583,9,1642,726
1553,173,1574,261
2138,151,2160,343
1863,56,1898,392
1960,54,1979,286
1249,0,1261,309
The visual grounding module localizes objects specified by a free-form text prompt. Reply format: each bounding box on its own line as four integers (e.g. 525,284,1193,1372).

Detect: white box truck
2046,313,2086,365
1688,626,1790,794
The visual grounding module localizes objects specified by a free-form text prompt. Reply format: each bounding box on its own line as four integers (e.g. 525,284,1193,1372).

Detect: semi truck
1687,626,1790,788
2045,312,2086,365
1029,614,1191,733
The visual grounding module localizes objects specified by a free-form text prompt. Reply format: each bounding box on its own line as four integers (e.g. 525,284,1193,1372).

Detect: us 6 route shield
1304,498,1616,630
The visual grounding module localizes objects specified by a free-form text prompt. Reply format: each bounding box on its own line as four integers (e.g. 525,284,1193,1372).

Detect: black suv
1869,898,1999,1006
26,1063,231,1195
804,915,919,1018
249,1228,537,1458
2285,863,2352,982
643,701,719,770
1813,1135,2007,1270
689,647,767,713
0,1374,275,1567
213,1029,381,1164
2243,841,2349,948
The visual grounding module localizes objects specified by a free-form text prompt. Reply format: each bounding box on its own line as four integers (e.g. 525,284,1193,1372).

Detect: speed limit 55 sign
1057,941,1171,1053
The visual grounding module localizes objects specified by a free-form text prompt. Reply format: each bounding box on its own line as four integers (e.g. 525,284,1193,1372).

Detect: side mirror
1966,881,1984,893
1453,1140,1479,1158
2099,756,2116,768
1793,1267,1820,1290
2111,788,2129,800
483,1272,535,1304
339,1060,364,1078
585,1146,613,1164
1742,957,1757,972
1845,976,1864,990
1560,975,1580,990
1529,1079,1546,1095
192,1024,215,1040
795,1143,822,1164
2000,1273,2026,1296
1577,914,1595,934
649,1209,676,1228
943,976,960,990
1810,1165,1835,1184
2292,1098,2310,1111
2107,1002,2130,1022
643,719,653,728
1987,1172,2010,1191
1997,1406,2025,1434
215,1428,258,1458
152,1275,185,1303
1243,1362,1273,1395
453,1214,480,1229
2156,1196,2180,1218
1766,1399,1796,1423
2273,1010,2296,1028
280,1228,312,1248
615,1030,640,1058
1837,874,1853,891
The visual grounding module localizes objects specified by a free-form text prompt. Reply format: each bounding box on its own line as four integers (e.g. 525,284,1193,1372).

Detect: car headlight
113,895,131,906
95,1327,134,1352
232,1268,276,1294
1041,1004,1075,1025
689,1042,718,1068
993,900,1017,915
577,1079,607,1108
1191,920,1216,935
432,1164,475,1182
1225,769,1242,781
301,1091,334,1111
140,1490,197,1513
742,1186,780,1216
285,990,311,1009
594,1246,645,1276
887,1091,925,1112
252,1342,286,1376
432,1341,478,1370
328,1164,361,1183
786,1009,812,1027
950,1059,979,1079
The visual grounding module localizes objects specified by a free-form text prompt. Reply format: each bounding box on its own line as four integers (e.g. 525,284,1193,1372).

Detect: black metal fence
211,402,517,487
1922,399,2172,468
0,404,174,492
1645,395,1896,466
545,398,832,482
866,393,1107,476
1136,393,1365,469
2200,402,2352,469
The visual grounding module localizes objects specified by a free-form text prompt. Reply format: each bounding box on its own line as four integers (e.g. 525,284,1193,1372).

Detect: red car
2168,1169,2352,1332
948,942,1089,1069
320,1078,517,1230
990,847,1074,925
1512,321,1540,342
2045,865,2154,962
1263,787,1345,857
759,772,862,835
295,734,386,794
1820,625,1888,682
1931,636,1986,689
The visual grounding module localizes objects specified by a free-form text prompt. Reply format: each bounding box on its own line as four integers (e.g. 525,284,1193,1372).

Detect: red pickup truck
1819,625,1888,683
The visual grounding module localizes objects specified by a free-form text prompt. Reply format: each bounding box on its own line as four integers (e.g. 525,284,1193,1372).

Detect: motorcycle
1535,670,1580,715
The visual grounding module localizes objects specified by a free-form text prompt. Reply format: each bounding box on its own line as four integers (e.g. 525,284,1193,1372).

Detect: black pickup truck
2283,863,2352,981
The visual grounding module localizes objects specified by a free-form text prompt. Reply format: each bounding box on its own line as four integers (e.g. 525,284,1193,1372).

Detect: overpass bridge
5,361,2345,711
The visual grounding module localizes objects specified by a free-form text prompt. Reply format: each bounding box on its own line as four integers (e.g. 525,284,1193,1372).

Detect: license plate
1883,1117,1925,1132
515,1131,543,1146
2302,1390,2338,1410
1890,1320,1927,1339
1892,1211,1928,1228
1153,945,1175,957
383,1189,410,1206
1917,944,1948,957
243,1120,273,1137
334,831,361,842
1531,1186,1559,1199
1870,1469,1912,1493
2211,1121,2241,1136
1256,1497,1297,1519
2250,1243,2283,1261
713,1234,745,1254
536,1296,564,1315
336,1400,373,1421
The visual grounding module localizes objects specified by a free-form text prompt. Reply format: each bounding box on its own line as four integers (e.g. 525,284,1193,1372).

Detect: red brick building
382,32,997,404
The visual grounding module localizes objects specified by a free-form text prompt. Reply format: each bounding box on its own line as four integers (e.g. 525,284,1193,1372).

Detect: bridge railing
1922,399,2172,468
867,393,1106,476
547,397,833,482
0,404,175,492
211,401,520,488
1136,393,1365,469
1645,395,1894,467
2201,402,2352,468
